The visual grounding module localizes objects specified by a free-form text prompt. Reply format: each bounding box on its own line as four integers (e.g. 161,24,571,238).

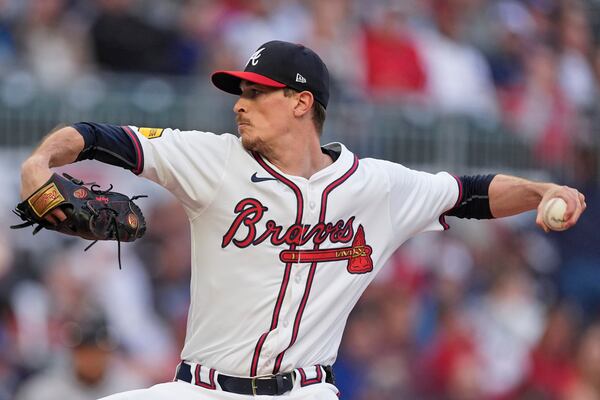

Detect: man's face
72,344,110,385
233,81,295,152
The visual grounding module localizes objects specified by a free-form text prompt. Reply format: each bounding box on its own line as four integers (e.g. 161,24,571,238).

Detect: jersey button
283,320,289,327
309,201,316,209
294,274,302,283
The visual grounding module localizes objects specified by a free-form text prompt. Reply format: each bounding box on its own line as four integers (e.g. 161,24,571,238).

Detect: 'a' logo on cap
247,47,266,67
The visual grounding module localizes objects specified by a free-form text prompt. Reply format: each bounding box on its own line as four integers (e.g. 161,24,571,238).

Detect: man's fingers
535,206,550,232
563,190,585,228
537,220,550,233
568,202,583,226
579,193,587,211
561,189,578,220
43,208,67,225
53,208,68,222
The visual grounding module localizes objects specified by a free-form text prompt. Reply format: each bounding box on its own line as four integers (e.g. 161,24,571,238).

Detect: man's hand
20,156,67,224
536,185,586,232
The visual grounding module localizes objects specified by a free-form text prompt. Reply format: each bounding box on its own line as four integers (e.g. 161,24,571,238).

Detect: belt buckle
250,372,295,396
250,374,273,396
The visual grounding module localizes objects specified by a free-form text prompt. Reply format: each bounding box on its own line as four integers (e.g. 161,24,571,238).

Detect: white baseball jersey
124,126,460,378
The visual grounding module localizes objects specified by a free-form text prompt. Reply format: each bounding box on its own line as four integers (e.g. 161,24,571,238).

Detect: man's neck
262,136,333,179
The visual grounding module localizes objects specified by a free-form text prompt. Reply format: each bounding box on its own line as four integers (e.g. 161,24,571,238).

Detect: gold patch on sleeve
139,127,164,139
28,183,65,217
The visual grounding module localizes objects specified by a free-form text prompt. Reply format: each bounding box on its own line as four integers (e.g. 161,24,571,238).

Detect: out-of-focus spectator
14,314,147,400
564,324,600,400
138,199,191,349
526,0,557,41
18,0,89,90
361,3,427,101
390,233,475,346
303,0,364,98
486,1,533,92
467,266,545,398
373,285,419,398
0,232,18,400
515,303,580,399
37,243,178,382
594,46,600,86
220,0,309,70
503,42,576,168
334,290,388,400
0,0,18,73
176,0,231,74
418,304,483,399
557,4,597,111
90,0,183,74
417,0,499,119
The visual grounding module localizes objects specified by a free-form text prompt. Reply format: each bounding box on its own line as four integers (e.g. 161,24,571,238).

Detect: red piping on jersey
194,364,216,389
298,365,324,386
439,175,463,230
272,155,359,374
250,152,304,377
121,126,144,175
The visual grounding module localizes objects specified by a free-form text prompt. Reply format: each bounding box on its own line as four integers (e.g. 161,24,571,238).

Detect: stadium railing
0,72,598,181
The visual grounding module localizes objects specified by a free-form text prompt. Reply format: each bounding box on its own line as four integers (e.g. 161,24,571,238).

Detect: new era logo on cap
295,73,306,84
211,40,330,108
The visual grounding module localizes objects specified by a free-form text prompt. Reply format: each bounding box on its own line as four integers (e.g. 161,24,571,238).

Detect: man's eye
241,88,263,98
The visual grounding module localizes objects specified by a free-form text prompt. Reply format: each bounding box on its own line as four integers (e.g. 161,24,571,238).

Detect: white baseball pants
98,380,340,399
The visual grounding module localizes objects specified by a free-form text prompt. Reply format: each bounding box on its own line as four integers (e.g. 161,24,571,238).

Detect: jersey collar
253,142,355,184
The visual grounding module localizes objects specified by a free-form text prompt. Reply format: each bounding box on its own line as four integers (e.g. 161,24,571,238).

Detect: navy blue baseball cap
212,40,330,108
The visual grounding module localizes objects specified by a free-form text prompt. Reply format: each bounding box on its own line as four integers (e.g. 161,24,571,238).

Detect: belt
175,361,335,396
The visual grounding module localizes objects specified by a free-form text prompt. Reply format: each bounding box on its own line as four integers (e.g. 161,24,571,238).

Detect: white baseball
542,197,568,231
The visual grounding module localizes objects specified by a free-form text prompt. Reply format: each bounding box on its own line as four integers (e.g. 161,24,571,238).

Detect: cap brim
211,71,286,95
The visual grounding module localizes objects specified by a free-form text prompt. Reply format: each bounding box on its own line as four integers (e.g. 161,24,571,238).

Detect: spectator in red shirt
512,304,580,399
362,4,427,100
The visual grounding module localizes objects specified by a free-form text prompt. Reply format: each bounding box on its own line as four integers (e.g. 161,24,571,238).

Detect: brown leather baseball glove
11,173,147,268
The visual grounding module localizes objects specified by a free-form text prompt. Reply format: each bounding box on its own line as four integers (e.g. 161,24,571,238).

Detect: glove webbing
83,208,122,269
80,187,147,270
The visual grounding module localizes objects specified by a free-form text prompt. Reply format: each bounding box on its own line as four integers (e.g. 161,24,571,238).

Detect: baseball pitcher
16,41,586,399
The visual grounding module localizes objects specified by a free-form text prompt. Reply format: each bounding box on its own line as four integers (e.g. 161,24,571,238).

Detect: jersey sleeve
387,162,460,238
124,126,233,218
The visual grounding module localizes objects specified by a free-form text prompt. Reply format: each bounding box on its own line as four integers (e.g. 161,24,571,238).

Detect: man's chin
241,135,257,151
241,135,269,154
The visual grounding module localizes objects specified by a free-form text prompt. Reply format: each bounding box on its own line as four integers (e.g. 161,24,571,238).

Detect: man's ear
293,91,314,118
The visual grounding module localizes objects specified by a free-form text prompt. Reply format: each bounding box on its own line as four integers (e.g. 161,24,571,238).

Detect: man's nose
233,97,246,114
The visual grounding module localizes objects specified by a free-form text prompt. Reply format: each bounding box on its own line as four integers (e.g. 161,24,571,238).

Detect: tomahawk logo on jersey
124,125,459,377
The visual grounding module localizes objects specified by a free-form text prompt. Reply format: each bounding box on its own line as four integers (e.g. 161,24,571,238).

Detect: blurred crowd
1,0,600,162
0,0,600,399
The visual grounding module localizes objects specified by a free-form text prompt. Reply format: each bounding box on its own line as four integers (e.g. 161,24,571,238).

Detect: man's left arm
488,174,587,232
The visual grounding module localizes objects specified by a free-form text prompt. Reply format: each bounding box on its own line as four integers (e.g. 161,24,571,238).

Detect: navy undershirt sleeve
446,174,496,219
73,122,143,174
